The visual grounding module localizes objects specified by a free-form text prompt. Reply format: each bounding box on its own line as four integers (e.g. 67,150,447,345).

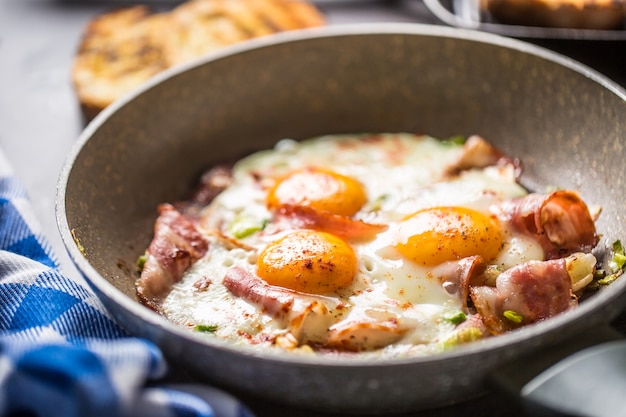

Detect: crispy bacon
470,258,576,334
223,266,295,317
445,135,521,177
432,255,486,309
274,204,387,241
136,204,209,309
495,190,598,259
223,266,347,345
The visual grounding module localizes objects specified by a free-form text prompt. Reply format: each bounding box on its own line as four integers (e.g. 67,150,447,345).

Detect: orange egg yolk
257,230,357,294
396,207,503,266
266,167,367,216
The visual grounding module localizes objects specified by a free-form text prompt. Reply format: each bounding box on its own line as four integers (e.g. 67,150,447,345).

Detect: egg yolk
396,207,503,266
257,230,356,294
266,167,367,216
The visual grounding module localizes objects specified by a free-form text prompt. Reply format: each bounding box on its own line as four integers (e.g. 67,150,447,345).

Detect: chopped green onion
440,327,482,350
609,240,626,271
598,274,620,286
613,240,624,255
612,253,626,271
503,310,524,324
229,215,268,239
599,240,626,286
443,311,467,325
441,135,466,146
136,254,148,272
194,324,218,333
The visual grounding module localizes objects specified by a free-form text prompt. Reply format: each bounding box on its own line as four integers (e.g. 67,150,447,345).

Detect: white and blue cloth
0,150,254,417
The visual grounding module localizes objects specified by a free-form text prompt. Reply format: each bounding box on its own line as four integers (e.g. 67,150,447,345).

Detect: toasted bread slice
71,6,171,120
163,0,327,66
71,0,325,121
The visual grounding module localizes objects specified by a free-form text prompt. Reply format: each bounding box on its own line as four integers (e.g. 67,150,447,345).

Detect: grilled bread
72,0,325,121
163,0,325,65
71,6,170,121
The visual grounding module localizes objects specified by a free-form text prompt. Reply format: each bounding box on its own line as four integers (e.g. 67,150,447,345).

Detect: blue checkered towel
0,150,254,417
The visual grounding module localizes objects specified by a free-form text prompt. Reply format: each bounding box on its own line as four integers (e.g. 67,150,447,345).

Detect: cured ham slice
223,266,346,344
445,135,521,177
495,190,598,259
470,258,576,334
136,204,209,309
273,204,387,241
223,266,295,316
432,255,486,309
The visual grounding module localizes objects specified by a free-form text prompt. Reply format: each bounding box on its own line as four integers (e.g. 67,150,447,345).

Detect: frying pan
56,24,626,415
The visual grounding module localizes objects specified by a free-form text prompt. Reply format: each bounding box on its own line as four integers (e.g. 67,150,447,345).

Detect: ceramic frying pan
56,24,626,415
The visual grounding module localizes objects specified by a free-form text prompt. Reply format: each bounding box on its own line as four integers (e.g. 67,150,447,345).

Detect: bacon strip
470,258,576,334
445,135,521,177
223,266,295,316
495,190,598,259
136,204,209,309
432,255,486,308
223,266,347,345
274,204,387,241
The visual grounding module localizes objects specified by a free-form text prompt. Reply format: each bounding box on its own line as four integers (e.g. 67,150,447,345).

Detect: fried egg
161,133,552,357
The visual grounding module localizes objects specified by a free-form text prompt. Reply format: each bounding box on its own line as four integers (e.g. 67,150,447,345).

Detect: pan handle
490,324,626,417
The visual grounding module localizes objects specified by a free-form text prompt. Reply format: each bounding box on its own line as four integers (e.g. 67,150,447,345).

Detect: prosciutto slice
273,204,387,241
495,190,598,259
432,255,486,309
223,266,295,316
223,266,346,344
470,258,576,334
136,204,209,309
445,135,521,177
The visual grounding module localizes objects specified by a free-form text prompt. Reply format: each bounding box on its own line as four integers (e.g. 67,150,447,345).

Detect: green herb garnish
597,240,626,286
229,214,269,239
194,324,218,333
440,327,483,350
441,135,466,146
136,254,148,272
609,240,626,271
503,310,524,324
442,311,467,325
